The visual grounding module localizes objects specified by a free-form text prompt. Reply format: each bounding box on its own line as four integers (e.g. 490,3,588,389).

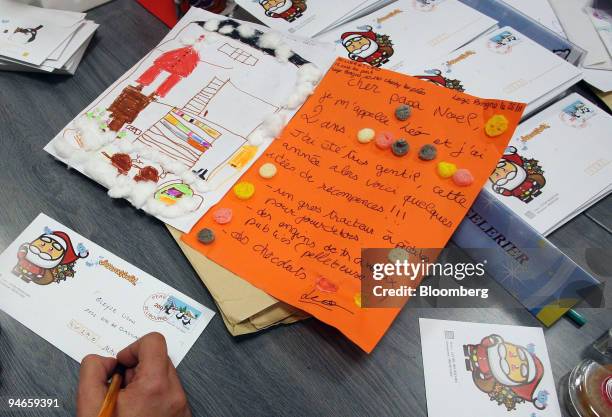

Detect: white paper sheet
550,0,611,69
44,8,337,233
419,318,561,417
503,0,566,38
484,93,612,235
0,213,215,366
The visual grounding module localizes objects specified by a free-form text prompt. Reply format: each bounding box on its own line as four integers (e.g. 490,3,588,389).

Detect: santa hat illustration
415,69,447,86
341,26,376,45
499,146,522,166
41,231,88,265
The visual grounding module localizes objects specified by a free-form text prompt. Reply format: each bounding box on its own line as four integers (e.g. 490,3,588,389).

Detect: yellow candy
437,161,457,178
233,181,255,200
258,162,277,179
354,293,362,308
357,128,375,143
485,114,509,137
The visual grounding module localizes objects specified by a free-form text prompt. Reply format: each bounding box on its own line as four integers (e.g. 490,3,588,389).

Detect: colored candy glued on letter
183,58,524,353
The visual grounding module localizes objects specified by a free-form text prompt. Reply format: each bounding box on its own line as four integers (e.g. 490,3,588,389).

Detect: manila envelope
167,226,308,336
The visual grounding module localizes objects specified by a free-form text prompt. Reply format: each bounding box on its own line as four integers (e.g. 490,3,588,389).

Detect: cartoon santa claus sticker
340,26,394,68
259,0,307,23
463,334,549,411
489,146,546,203
12,230,89,285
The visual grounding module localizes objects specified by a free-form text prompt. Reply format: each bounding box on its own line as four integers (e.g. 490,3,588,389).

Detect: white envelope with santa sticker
484,93,612,236
411,26,583,117
0,213,214,366
419,318,562,417
315,0,497,72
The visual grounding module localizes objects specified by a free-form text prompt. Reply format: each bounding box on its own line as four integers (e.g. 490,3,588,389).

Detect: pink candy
213,207,233,224
452,169,474,187
375,131,395,149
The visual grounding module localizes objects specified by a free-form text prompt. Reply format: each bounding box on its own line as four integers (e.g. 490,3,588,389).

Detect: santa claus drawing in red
259,0,307,23
489,146,546,203
136,35,206,98
12,231,89,285
340,26,394,68
464,334,549,411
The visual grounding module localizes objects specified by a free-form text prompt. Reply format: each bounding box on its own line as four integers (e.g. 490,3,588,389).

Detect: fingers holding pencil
77,355,117,417
76,332,192,417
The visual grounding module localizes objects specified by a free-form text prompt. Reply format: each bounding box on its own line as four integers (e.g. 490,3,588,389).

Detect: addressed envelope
419,318,562,417
412,26,583,116
315,0,497,73
485,93,612,235
0,214,214,365
168,226,308,335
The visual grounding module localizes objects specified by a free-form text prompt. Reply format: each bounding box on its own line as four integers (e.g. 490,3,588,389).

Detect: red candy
213,207,233,224
452,169,474,186
375,131,395,149
315,276,338,293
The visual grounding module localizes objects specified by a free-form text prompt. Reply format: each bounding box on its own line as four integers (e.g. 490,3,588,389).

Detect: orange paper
183,58,524,352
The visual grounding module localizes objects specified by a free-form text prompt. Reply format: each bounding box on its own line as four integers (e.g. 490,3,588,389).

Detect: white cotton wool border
53,115,209,219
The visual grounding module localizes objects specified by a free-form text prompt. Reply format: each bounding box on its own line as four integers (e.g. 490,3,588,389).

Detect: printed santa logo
259,0,307,23
340,26,394,68
12,230,89,285
464,334,549,411
414,68,465,92
489,146,546,203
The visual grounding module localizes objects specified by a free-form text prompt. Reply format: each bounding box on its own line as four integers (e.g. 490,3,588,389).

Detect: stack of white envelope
485,92,612,236
0,0,98,74
550,0,612,92
233,0,396,37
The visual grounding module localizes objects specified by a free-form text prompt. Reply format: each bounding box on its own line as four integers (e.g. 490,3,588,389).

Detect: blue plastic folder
451,191,601,326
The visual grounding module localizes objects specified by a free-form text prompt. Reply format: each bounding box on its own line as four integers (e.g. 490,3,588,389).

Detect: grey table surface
0,1,610,416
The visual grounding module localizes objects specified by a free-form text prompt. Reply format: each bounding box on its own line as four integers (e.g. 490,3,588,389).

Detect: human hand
77,332,191,417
